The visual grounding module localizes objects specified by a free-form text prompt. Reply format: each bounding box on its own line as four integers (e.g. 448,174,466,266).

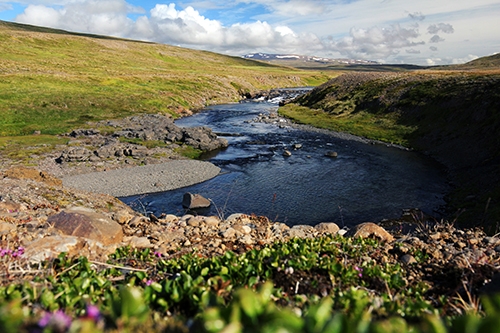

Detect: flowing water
121,98,449,227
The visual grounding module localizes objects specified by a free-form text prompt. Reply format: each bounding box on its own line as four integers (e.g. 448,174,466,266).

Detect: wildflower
38,310,72,333
354,266,363,277
146,279,153,286
154,251,162,258
0,248,11,257
85,304,101,322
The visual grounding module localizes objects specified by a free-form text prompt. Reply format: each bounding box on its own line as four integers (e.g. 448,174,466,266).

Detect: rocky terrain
2,164,500,300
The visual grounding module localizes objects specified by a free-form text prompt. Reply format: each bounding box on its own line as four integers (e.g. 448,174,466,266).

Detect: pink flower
154,251,162,258
146,279,153,286
85,304,101,322
354,266,363,277
38,310,72,332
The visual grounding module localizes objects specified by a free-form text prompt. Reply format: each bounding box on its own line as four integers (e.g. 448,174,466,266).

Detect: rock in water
182,193,211,209
325,151,338,158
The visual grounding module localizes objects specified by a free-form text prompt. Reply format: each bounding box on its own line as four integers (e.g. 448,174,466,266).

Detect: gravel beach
62,160,221,197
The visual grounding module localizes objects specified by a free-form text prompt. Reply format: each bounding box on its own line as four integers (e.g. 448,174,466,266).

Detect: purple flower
354,266,363,277
38,310,72,332
86,304,101,322
146,279,153,286
154,251,162,258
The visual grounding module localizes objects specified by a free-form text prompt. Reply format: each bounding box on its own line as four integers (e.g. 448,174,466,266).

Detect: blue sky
0,0,499,65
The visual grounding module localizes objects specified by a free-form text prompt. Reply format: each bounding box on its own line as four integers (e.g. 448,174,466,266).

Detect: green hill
0,20,329,138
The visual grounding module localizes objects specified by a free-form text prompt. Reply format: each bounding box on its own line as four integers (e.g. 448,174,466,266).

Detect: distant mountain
242,53,379,66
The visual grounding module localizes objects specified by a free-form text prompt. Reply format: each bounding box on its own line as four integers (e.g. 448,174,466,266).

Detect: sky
0,0,499,66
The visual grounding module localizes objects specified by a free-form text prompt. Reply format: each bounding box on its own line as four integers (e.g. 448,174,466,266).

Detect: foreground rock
48,207,123,245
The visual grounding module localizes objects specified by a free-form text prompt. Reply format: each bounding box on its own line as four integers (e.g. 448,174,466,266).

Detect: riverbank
62,160,221,197
282,71,500,230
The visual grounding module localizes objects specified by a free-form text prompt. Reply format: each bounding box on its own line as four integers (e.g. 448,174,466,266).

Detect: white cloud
429,35,444,43
326,24,425,59
427,23,454,34
9,0,500,65
408,12,425,21
16,0,136,37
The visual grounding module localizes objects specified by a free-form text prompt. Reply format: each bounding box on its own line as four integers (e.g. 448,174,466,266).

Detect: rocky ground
1,110,499,301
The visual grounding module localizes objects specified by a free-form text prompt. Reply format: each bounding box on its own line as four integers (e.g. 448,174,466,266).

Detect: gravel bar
62,160,221,197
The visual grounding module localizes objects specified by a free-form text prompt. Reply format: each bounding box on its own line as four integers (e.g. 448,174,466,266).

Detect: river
120,95,449,227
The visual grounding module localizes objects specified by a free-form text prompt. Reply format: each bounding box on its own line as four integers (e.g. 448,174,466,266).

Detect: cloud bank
10,0,500,65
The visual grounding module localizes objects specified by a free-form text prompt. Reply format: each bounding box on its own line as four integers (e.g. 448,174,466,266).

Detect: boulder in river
182,193,211,209
325,151,338,158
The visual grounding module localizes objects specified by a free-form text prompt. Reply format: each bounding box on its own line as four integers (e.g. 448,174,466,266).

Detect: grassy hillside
0,20,329,139
280,69,500,230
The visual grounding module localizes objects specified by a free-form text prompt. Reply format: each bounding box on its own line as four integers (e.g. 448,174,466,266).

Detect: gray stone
347,222,394,242
314,222,340,235
25,235,81,262
182,193,211,209
287,225,316,239
186,216,201,227
400,254,417,265
127,236,153,248
325,151,338,158
203,216,220,228
222,227,238,239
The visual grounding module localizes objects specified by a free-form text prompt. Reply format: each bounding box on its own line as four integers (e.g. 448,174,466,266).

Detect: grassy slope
0,20,330,139
280,68,500,230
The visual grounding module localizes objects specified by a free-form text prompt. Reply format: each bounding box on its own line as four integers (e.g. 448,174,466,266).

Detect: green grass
0,20,331,139
279,103,415,146
0,134,69,161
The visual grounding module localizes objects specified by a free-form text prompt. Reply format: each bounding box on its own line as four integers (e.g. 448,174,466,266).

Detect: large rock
182,126,229,151
348,222,394,242
47,207,123,245
182,193,211,209
24,235,82,262
314,222,340,235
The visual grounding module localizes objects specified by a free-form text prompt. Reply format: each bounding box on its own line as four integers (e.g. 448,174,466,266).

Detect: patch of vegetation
0,21,331,140
174,145,203,159
279,103,415,146
0,235,498,332
118,137,169,149
0,135,69,161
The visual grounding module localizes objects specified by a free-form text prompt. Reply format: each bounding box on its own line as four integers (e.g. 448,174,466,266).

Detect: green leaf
113,286,149,322
420,315,447,333
40,290,56,309
236,289,262,321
